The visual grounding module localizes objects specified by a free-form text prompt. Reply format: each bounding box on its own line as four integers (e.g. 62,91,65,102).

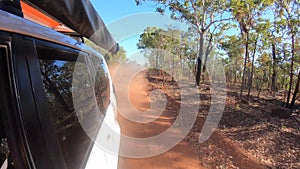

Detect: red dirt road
110,64,204,169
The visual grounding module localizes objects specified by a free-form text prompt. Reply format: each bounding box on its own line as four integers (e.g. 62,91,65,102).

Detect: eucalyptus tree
137,27,170,69
265,8,288,93
166,28,183,79
138,26,199,81
274,0,300,107
220,35,244,84
246,18,274,99
136,0,232,86
255,52,272,97
290,70,300,109
229,0,274,97
180,30,199,79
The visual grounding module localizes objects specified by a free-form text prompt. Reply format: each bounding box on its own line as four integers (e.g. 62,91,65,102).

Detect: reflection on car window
38,58,104,169
89,56,110,109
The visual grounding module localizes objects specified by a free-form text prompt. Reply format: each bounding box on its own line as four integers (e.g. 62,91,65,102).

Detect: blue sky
89,1,278,66
90,0,190,64
89,0,245,65
90,0,155,24
90,0,158,56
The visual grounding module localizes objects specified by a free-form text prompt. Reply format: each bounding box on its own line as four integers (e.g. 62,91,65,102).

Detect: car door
0,33,65,169
0,32,117,169
30,39,110,169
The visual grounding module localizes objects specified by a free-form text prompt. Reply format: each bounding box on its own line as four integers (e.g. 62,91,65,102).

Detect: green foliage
105,46,127,64
136,0,233,85
135,0,300,100
84,38,127,64
220,35,244,83
138,26,199,79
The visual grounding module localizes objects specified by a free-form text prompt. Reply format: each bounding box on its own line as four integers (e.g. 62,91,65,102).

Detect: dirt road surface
110,64,204,169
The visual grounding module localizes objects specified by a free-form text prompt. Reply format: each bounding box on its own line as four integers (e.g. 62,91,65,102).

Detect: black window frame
11,35,67,169
33,39,104,169
0,31,110,169
0,32,32,169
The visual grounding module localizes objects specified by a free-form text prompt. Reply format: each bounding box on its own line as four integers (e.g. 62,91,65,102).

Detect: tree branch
204,17,234,31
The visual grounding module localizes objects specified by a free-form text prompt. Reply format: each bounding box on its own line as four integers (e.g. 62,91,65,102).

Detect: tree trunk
286,33,295,107
257,84,262,98
271,42,278,91
234,58,237,84
172,54,175,81
196,57,202,86
202,34,213,74
240,32,249,97
195,31,204,86
247,36,258,99
155,50,159,69
289,70,300,109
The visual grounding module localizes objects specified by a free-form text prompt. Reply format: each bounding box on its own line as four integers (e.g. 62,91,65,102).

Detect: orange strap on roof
21,1,73,32
21,1,60,28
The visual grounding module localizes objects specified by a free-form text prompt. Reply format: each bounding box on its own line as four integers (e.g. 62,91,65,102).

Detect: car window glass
38,54,103,169
89,55,110,109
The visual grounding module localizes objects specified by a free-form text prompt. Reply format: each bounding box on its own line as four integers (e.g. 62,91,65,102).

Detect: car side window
37,47,105,169
89,55,110,110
